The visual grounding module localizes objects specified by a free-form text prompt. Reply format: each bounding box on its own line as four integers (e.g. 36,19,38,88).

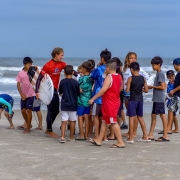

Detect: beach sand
0,110,180,180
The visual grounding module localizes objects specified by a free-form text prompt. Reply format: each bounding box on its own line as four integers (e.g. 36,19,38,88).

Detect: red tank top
102,74,121,117
41,59,66,90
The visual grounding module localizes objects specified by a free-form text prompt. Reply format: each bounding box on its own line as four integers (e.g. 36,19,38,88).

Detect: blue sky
0,0,180,58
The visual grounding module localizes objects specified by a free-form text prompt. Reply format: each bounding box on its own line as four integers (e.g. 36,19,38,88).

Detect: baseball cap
172,58,180,66
166,70,175,76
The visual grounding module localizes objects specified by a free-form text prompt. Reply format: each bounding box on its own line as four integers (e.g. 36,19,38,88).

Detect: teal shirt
78,75,92,107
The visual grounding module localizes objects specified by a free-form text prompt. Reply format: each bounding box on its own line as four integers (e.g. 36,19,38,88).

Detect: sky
0,0,180,58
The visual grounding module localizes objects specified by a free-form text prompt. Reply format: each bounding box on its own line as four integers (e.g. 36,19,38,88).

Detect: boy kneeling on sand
89,59,124,148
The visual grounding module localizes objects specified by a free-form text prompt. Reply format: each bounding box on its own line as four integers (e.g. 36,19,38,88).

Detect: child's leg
88,115,93,137
23,109,32,133
4,111,14,129
133,116,138,137
111,123,124,147
36,111,43,129
137,116,148,139
70,121,75,140
21,108,27,124
84,114,89,139
160,114,168,139
128,116,135,141
147,114,156,138
167,110,174,132
95,121,107,145
61,121,67,140
78,116,84,138
172,114,179,132
93,115,100,139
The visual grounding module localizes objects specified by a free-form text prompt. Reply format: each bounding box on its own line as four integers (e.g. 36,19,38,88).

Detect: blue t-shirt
90,65,106,104
167,82,174,106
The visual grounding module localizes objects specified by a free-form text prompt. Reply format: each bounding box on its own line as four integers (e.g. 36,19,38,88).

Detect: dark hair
51,47,64,58
112,57,123,74
130,62,140,71
64,65,73,75
88,59,95,69
151,56,163,66
106,59,117,70
23,57,33,64
100,48,112,62
82,61,93,72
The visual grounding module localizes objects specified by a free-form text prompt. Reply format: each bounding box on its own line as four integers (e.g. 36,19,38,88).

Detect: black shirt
59,78,80,111
174,71,180,97
129,75,144,101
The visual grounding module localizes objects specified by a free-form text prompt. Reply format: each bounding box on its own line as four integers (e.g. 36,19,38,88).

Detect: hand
169,90,174,97
148,86,153,89
80,89,83,93
36,93,40,99
89,99,94,105
21,94,26,100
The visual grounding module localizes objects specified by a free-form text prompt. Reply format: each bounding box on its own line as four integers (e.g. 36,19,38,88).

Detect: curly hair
123,52,137,72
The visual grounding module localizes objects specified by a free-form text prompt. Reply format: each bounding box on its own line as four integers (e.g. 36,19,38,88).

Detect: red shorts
102,116,117,125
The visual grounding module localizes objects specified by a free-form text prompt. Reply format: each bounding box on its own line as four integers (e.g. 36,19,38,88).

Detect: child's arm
169,86,180,96
89,75,111,104
125,77,132,93
148,82,166,90
17,82,26,100
143,78,148,93
0,98,13,115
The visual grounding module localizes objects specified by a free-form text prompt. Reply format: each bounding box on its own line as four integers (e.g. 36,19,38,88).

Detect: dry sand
0,110,180,180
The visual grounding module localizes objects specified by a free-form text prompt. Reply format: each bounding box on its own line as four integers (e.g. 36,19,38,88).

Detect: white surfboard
147,75,156,86
28,66,54,105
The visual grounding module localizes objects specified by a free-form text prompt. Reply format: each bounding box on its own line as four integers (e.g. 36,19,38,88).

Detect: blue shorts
152,102,165,115
77,106,91,116
0,99,14,112
21,97,40,111
127,101,143,117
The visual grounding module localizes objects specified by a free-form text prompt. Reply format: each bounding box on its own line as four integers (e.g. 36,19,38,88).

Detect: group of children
0,47,180,148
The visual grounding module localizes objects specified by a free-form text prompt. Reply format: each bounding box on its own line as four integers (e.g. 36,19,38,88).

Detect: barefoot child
161,70,179,134
125,62,150,143
16,57,36,133
147,56,169,142
76,61,93,140
0,94,14,129
167,59,180,133
59,65,80,143
89,59,124,148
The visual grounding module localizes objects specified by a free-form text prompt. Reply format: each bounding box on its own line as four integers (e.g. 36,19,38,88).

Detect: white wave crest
0,66,23,71
0,77,16,84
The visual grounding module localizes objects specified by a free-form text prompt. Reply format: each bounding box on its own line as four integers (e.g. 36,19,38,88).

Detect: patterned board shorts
167,96,180,112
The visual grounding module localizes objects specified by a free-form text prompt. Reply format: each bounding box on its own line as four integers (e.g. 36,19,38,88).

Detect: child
76,61,93,140
147,56,169,142
126,62,150,143
59,65,80,143
0,94,14,129
90,48,111,140
123,52,150,138
16,57,36,133
160,70,179,134
107,57,127,140
89,59,124,148
167,58,180,133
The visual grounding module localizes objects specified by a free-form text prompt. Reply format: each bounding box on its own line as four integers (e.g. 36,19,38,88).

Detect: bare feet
6,126,15,129
47,131,59,138
122,133,136,138
35,127,43,130
23,129,30,134
172,129,180,133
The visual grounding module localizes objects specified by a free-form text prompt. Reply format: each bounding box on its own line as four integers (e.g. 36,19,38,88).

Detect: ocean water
0,57,174,112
